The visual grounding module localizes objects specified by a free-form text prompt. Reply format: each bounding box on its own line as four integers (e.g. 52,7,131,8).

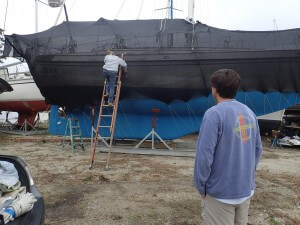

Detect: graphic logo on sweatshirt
233,114,254,142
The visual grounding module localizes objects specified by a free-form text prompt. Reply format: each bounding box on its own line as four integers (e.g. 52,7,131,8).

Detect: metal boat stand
135,108,173,150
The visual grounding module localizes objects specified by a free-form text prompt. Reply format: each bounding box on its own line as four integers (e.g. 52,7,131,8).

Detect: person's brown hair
107,49,114,55
211,69,241,98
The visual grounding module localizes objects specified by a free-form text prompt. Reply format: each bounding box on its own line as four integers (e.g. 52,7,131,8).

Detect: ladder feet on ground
105,164,110,171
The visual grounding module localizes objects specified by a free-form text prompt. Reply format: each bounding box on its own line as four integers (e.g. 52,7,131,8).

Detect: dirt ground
0,134,299,225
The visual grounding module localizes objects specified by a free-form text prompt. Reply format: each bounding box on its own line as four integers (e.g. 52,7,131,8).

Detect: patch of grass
126,198,202,225
127,209,162,225
82,175,94,182
165,198,202,225
98,174,110,182
110,214,122,220
82,173,110,183
269,216,280,225
262,152,280,159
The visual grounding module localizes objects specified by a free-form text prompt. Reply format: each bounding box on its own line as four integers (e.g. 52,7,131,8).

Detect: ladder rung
103,94,118,97
103,105,114,107
71,126,80,128
101,115,113,117
99,125,111,128
72,135,81,137
101,137,110,139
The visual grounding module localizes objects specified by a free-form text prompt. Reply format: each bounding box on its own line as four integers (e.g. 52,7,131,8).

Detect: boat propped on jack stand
0,59,49,129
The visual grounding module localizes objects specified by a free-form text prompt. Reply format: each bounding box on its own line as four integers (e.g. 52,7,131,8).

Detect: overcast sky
0,0,300,34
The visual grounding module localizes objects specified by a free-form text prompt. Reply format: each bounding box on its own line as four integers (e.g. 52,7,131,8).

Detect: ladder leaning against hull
90,54,124,170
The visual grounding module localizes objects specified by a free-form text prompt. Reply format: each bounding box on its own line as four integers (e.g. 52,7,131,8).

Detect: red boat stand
135,108,173,150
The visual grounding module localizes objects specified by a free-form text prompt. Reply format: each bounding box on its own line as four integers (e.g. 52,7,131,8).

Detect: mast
188,0,195,22
170,0,173,19
166,0,173,19
35,0,39,32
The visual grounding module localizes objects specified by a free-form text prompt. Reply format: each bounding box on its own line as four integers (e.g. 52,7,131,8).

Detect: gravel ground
0,134,299,225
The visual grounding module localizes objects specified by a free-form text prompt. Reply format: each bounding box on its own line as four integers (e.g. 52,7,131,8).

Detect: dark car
0,155,45,225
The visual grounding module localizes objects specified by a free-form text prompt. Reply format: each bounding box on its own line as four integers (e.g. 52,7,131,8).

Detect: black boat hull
32,49,300,108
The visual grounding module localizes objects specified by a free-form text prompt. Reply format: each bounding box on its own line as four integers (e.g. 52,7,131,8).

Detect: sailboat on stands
0,59,48,127
2,0,300,139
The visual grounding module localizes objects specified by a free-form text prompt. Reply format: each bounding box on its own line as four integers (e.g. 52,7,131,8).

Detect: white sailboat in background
0,58,48,127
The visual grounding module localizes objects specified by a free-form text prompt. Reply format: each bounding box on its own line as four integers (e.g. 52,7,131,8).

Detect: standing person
103,50,127,106
194,69,263,225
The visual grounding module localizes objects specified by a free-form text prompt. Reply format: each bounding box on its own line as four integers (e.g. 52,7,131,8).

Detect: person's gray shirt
103,55,127,72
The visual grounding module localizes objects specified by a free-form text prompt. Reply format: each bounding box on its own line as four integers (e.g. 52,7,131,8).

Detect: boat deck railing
36,32,282,56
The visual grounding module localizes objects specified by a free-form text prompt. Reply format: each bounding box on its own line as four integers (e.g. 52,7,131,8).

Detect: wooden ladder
90,54,124,170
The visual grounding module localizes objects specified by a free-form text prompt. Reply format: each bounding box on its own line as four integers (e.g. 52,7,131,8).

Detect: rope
245,92,258,115
10,193,37,217
281,93,292,107
3,0,9,30
168,105,180,137
186,102,201,130
37,0,49,7
194,53,209,95
115,0,127,19
169,104,194,132
180,0,185,18
2,192,37,223
119,103,135,137
186,102,195,131
150,0,157,19
137,0,145,19
69,0,78,14
265,94,274,113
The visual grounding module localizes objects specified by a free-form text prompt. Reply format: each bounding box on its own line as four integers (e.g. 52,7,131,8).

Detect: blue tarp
49,91,300,140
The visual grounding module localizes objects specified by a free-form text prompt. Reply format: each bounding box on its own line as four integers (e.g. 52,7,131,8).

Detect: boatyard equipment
269,130,282,148
135,108,173,150
90,54,124,170
62,118,85,153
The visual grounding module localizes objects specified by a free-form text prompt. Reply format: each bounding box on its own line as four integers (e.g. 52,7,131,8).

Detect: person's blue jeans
103,69,117,103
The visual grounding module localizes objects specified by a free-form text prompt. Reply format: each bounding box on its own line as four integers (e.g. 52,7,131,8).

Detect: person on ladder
102,50,127,106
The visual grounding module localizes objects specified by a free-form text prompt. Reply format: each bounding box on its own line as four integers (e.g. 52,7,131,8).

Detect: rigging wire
37,0,49,7
137,0,145,19
115,0,127,19
3,0,9,30
197,0,202,22
150,0,157,19
206,0,210,24
69,0,78,14
180,0,185,18
165,0,169,19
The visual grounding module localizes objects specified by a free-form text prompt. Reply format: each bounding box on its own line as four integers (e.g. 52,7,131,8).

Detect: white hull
257,110,285,121
0,78,44,102
0,77,48,114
